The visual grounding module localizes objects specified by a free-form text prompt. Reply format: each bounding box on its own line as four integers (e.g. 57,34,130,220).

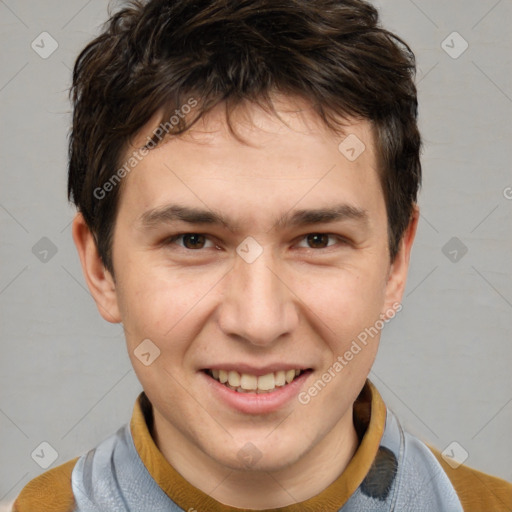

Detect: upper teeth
210,369,301,392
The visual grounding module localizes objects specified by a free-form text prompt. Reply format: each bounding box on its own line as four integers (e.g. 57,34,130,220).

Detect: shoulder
13,458,79,512
428,446,512,512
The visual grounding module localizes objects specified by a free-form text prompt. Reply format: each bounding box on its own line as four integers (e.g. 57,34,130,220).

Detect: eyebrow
139,203,369,231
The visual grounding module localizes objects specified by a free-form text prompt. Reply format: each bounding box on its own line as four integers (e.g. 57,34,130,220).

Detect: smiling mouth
203,369,311,393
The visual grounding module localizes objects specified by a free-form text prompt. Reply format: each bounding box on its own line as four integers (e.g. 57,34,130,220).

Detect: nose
217,248,299,347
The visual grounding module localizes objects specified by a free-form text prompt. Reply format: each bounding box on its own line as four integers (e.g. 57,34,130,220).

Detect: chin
210,437,305,473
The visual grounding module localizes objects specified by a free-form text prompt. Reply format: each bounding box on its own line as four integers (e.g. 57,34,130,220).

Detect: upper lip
202,364,312,377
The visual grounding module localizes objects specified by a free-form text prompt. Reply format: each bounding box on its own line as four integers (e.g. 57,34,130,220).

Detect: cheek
116,262,224,351
305,264,387,337
118,271,208,394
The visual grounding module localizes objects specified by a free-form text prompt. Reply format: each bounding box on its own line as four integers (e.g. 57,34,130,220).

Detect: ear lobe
71,213,121,323
382,205,420,315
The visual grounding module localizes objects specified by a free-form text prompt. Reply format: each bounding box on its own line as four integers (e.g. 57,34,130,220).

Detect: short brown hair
68,0,421,274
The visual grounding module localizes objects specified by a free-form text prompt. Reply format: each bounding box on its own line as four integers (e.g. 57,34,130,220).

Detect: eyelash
163,233,349,252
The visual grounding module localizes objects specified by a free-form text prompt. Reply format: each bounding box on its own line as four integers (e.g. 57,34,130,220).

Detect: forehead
132,95,377,163
118,96,383,228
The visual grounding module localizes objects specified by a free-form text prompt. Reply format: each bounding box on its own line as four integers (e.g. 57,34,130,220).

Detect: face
75,96,416,477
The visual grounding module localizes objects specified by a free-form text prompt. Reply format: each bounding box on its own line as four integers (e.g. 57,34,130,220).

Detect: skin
73,96,419,509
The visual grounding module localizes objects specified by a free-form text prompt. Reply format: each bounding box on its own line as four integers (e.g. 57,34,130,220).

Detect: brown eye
306,233,330,249
182,234,207,249
163,233,217,251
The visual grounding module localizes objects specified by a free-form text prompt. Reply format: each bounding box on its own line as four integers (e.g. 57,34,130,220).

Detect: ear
382,204,420,316
72,213,121,323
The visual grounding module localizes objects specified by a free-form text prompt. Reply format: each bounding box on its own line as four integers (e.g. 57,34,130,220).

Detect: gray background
1,0,511,503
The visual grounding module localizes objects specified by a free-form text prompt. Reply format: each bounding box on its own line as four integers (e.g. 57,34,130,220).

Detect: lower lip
201,371,312,414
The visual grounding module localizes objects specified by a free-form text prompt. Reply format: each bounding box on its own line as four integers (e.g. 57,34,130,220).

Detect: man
14,0,512,510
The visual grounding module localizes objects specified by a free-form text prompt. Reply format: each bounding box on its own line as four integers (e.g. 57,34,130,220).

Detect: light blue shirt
71,409,463,511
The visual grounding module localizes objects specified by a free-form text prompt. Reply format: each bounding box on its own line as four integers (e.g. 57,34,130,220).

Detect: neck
152,408,359,509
